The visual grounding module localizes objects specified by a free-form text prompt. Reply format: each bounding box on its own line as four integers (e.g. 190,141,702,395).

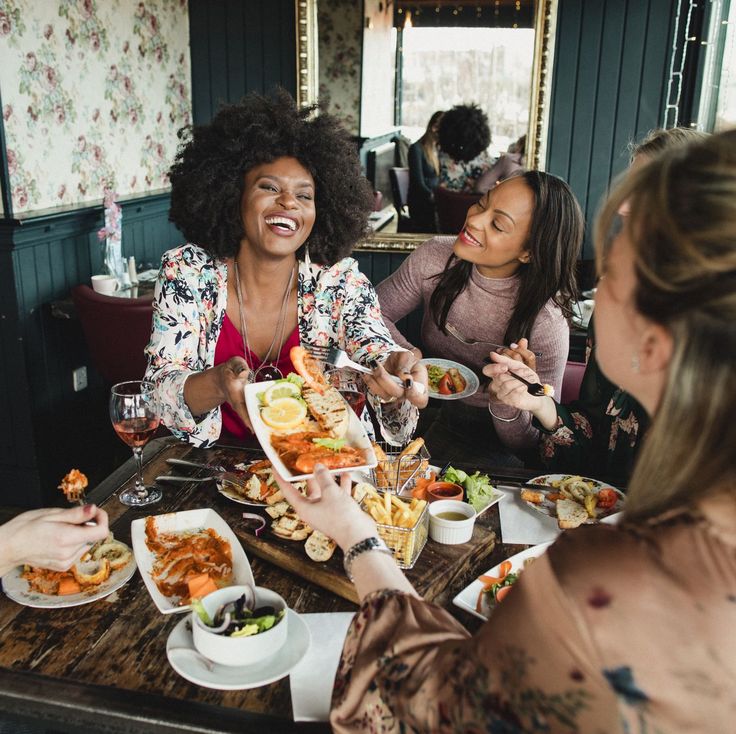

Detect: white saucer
166,609,311,690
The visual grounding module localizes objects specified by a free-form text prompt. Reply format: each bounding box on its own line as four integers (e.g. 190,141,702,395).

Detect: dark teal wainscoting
188,0,297,125
547,0,676,260
0,192,182,506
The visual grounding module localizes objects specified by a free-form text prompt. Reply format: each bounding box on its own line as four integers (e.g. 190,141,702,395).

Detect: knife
493,481,558,492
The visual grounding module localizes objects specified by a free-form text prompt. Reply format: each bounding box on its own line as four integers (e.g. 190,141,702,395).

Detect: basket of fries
371,438,431,495
360,486,429,569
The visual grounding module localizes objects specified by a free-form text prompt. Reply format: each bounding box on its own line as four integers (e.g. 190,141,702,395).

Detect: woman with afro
437,103,494,192
145,91,428,447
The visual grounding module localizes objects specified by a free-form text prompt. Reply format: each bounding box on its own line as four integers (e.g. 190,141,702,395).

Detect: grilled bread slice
556,498,589,529
271,512,312,541
520,489,546,504
302,385,350,438
304,530,336,562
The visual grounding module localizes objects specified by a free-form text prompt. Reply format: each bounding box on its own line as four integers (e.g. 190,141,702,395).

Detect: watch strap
343,536,393,581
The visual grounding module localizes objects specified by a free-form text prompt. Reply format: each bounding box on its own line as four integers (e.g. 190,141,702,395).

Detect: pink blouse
213,314,300,441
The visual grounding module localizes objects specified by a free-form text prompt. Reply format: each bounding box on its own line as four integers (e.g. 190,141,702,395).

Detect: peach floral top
331,491,736,733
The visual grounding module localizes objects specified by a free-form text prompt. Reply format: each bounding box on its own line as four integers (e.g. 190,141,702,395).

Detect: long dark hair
428,171,584,344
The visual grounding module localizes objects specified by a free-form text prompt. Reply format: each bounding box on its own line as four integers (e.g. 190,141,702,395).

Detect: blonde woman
275,130,736,731
407,110,443,231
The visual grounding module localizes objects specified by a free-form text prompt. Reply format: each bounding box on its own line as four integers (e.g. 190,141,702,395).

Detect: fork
446,323,542,358
505,369,548,397
304,345,427,395
164,458,250,489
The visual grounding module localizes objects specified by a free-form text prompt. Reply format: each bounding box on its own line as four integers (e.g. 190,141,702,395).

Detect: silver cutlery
304,345,427,395
446,323,543,357
504,370,548,398
155,475,213,484
165,458,249,488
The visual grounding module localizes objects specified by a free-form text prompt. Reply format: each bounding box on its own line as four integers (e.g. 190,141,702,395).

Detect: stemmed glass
109,380,162,506
326,368,367,417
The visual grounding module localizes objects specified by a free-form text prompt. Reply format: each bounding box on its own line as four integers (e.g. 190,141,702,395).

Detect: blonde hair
596,129,736,520
419,110,443,175
629,126,709,163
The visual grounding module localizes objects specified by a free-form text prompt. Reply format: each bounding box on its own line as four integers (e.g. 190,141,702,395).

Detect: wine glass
326,368,367,417
109,380,162,506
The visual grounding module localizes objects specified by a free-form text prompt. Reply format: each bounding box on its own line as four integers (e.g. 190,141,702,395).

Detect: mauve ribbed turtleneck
376,236,569,451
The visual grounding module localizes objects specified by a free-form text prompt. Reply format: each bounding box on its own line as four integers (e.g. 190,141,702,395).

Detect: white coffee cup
574,299,595,326
91,274,120,295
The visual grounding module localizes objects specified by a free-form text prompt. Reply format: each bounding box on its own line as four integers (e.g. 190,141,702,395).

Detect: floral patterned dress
331,491,736,733
144,244,417,447
439,150,494,192
537,320,649,485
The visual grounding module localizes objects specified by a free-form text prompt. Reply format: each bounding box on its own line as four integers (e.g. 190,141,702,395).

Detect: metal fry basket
370,440,431,495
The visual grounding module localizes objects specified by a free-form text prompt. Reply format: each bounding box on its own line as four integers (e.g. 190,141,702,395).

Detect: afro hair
438,103,491,163
168,90,374,265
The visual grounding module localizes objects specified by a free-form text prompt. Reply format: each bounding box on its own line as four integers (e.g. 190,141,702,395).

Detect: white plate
244,380,377,482
452,541,553,620
524,474,625,524
1,545,137,609
131,509,255,615
166,609,310,690
420,358,479,400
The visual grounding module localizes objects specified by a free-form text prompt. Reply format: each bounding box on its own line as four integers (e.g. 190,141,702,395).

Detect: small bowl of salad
191,584,288,667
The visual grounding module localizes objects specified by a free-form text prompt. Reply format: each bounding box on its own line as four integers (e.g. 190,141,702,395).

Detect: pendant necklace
233,260,295,383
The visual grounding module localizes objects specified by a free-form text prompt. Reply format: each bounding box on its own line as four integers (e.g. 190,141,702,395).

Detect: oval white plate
2,546,137,609
420,358,479,400
524,474,625,524
166,609,310,690
453,541,553,620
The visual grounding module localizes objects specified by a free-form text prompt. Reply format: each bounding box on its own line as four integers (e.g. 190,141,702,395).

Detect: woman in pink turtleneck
376,172,583,463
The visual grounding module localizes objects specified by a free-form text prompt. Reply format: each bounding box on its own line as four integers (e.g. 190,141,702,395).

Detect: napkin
290,612,355,722
497,489,560,545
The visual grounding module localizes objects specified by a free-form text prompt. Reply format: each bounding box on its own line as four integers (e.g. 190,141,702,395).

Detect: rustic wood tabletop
0,438,535,733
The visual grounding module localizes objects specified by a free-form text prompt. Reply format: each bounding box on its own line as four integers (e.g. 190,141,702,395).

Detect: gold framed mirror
296,0,559,253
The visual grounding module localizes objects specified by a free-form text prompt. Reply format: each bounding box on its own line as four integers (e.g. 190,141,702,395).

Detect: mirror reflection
318,0,541,235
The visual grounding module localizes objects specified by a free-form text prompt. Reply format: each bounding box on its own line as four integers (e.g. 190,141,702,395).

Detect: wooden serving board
230,517,496,604
159,443,497,605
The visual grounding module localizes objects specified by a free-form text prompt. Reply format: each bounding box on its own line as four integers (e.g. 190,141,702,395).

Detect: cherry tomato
438,373,455,395
596,488,618,509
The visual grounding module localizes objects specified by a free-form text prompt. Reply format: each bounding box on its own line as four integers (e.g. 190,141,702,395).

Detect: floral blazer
536,320,649,486
144,244,417,447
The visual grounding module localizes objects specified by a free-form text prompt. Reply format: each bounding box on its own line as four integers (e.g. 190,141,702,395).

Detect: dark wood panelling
189,0,297,125
547,0,676,263
0,194,182,505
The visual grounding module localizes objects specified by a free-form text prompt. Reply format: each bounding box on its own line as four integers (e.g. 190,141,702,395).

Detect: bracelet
343,536,393,581
488,406,522,422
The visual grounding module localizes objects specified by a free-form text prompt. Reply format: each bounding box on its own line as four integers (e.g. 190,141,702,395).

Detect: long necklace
233,260,295,383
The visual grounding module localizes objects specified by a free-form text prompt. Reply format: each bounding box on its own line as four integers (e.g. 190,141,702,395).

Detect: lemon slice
260,397,307,431
263,381,301,405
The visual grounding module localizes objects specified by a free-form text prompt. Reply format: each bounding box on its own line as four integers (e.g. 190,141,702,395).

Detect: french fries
371,439,429,492
360,485,428,567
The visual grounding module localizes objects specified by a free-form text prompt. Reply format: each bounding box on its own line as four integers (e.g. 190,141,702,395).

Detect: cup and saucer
166,610,311,690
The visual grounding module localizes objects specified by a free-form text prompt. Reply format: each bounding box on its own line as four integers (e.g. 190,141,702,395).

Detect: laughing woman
145,91,427,447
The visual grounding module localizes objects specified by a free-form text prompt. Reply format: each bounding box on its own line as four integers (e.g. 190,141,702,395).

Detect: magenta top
213,314,300,441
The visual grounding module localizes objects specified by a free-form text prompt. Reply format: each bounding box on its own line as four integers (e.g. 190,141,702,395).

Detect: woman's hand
484,351,547,413
498,337,537,372
214,357,253,430
0,505,110,576
272,465,376,551
363,351,429,409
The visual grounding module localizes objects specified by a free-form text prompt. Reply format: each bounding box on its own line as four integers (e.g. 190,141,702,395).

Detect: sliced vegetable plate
243,379,377,483
215,459,281,507
2,544,137,609
452,541,553,620
131,508,255,615
523,474,624,523
420,358,479,400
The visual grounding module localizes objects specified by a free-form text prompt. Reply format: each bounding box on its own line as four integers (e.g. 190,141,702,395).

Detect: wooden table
0,439,535,733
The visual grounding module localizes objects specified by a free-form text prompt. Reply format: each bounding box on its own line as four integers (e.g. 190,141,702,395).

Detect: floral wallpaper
318,0,361,136
0,0,191,215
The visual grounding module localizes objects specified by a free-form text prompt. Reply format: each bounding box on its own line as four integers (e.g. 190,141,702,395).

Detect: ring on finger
379,395,398,404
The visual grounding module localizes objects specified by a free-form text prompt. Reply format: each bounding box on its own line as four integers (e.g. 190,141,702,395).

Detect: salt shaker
128,256,139,285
